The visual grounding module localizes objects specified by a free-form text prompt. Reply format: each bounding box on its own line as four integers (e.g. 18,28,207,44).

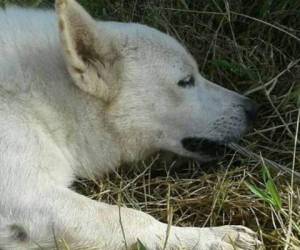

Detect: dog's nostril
243,99,259,122
245,108,257,122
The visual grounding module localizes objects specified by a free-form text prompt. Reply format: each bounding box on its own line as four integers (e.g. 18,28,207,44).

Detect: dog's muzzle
181,98,258,157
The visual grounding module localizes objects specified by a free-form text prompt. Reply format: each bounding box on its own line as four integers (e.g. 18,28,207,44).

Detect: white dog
0,0,261,249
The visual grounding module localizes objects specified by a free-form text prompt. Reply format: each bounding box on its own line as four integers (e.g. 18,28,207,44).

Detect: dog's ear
55,0,121,101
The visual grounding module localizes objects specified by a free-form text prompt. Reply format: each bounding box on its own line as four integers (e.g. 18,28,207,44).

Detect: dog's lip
181,137,236,157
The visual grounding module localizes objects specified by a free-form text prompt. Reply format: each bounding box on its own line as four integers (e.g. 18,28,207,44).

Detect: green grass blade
136,239,147,250
266,180,282,209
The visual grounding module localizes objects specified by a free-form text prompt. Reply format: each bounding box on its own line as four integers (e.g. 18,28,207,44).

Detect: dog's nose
243,98,259,123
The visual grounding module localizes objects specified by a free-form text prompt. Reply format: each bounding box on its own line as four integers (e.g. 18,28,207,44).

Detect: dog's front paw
208,225,263,250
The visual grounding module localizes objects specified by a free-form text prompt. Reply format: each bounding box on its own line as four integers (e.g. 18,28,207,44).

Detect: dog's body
0,1,261,249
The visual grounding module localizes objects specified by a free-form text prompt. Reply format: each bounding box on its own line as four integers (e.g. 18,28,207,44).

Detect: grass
2,0,300,249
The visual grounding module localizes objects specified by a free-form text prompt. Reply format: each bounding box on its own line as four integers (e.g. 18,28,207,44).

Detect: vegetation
2,0,300,249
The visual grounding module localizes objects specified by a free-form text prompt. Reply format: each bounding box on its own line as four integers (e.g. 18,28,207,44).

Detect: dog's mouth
181,137,235,157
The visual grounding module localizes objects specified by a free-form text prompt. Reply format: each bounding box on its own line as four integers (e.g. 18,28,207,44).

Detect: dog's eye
178,76,195,88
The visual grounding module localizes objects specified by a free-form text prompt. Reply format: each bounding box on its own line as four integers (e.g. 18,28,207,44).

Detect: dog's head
56,0,258,161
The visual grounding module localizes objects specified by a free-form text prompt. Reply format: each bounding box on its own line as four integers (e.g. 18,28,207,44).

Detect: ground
2,0,300,249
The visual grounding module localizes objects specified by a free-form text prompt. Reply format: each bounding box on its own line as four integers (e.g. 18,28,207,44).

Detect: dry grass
3,0,300,249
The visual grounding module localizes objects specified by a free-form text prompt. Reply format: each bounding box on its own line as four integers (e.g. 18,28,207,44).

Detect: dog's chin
181,137,237,161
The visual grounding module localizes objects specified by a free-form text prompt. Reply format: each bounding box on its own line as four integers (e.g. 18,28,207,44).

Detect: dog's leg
0,184,261,250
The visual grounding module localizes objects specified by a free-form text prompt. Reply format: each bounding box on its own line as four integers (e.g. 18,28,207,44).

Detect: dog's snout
243,99,258,123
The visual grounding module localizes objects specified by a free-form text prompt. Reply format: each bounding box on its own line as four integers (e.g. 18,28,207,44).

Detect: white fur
0,1,262,249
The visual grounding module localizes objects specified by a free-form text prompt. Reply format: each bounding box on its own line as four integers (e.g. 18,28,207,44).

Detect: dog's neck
68,92,157,179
